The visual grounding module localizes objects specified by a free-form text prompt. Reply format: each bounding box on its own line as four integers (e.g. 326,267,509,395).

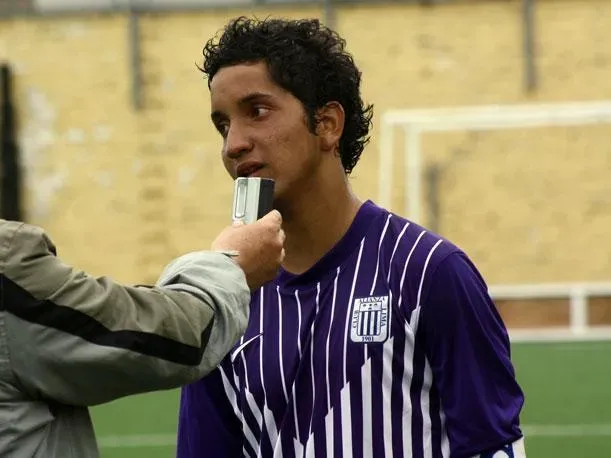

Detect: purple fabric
176,201,524,458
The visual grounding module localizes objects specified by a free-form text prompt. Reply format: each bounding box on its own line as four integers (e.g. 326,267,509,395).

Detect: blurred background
1,0,610,456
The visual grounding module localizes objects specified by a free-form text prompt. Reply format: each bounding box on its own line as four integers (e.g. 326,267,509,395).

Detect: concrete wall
0,0,609,287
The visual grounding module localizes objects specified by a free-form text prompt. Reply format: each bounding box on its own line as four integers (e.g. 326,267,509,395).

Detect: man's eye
216,123,229,137
253,106,270,117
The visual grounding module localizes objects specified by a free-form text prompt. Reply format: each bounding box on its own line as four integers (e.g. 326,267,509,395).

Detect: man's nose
224,125,252,159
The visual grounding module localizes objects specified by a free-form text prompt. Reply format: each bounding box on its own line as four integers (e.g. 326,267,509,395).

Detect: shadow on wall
1,62,23,222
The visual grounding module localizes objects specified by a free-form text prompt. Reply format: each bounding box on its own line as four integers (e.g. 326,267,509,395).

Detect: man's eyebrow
238,92,274,105
211,110,225,122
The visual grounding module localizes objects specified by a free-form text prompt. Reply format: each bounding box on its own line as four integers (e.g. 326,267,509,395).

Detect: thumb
261,209,282,224
232,219,245,227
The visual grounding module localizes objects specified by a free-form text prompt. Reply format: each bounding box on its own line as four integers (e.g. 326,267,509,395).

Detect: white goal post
377,100,611,343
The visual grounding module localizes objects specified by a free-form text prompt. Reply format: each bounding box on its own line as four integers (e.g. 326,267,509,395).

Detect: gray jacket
0,220,250,457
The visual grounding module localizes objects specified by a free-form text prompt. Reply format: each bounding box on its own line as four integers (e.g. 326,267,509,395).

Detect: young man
177,17,526,458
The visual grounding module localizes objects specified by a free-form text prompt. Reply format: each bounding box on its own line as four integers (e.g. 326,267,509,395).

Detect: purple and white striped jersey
176,201,524,458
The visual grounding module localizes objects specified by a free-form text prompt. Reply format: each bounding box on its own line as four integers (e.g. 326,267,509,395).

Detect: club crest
350,296,390,343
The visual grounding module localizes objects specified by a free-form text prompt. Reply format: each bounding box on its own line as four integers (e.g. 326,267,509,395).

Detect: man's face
209,61,321,203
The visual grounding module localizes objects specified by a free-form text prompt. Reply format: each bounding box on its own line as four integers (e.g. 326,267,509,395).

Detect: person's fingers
261,210,282,225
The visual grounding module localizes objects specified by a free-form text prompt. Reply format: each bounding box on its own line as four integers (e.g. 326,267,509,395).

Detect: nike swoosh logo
231,333,263,362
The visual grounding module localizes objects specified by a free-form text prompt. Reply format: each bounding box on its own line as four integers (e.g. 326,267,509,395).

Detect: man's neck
278,179,362,275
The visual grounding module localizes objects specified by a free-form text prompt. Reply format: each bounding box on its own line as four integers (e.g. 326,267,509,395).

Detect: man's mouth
236,162,265,178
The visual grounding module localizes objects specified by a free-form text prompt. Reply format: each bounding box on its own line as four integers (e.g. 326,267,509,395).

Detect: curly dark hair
201,17,373,175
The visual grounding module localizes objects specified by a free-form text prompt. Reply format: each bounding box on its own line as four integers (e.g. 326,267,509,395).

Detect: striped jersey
176,200,524,458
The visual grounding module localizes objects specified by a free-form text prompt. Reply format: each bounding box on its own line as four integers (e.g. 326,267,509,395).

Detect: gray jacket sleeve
1,221,250,406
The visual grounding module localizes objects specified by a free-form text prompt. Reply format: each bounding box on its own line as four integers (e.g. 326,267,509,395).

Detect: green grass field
91,340,611,457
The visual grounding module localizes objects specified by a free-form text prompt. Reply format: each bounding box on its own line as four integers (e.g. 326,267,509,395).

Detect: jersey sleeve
177,364,244,458
2,221,250,406
419,252,525,457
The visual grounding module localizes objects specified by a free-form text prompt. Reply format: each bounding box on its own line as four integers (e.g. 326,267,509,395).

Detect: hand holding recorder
211,178,284,291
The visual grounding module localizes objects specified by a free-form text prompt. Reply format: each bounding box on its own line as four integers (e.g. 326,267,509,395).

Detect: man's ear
315,101,345,152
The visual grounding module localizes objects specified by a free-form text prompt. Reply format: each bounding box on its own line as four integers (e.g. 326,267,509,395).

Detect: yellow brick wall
0,1,609,284
0,15,142,281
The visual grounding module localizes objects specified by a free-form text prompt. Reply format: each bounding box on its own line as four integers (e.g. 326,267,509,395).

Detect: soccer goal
377,100,611,343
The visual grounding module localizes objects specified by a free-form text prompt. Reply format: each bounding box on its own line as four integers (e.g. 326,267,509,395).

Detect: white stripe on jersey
303,284,322,457
290,290,304,447
295,290,303,358
259,291,266,400
397,230,427,310
422,358,434,458
340,382,353,458
233,334,251,391
231,333,263,363
370,214,393,295
240,349,250,391
382,336,395,458
229,355,242,421
361,357,373,456
409,306,421,333
386,221,410,284
272,417,283,458
342,240,365,384
367,215,393,363
440,410,450,457
416,239,444,308
307,283,321,440
277,286,290,404
219,367,239,416
292,438,304,458
401,319,416,458
219,367,258,455
325,407,334,456
304,431,315,458
258,288,280,456
325,268,341,412
244,390,265,448
262,403,279,457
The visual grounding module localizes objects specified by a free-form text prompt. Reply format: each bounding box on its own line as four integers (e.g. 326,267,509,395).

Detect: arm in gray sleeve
2,221,250,406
